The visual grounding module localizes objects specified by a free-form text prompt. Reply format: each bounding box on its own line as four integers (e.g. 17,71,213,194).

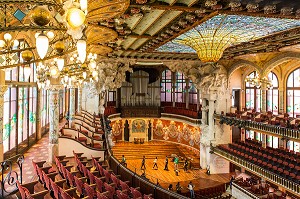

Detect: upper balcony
214,111,300,142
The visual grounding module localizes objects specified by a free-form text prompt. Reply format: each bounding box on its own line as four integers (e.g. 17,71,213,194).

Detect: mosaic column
261,82,267,113
36,89,42,140
48,85,63,163
69,86,76,128
78,87,82,114
0,85,8,162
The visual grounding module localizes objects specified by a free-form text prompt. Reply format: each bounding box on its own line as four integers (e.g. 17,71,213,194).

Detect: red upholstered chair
116,190,130,199
119,180,130,193
111,174,119,187
144,195,154,199
103,169,112,183
96,162,105,176
87,168,96,184
17,180,32,199
104,182,115,199
50,178,60,199
96,192,109,199
74,176,84,197
84,183,97,199
95,177,104,193
130,187,143,199
60,188,73,199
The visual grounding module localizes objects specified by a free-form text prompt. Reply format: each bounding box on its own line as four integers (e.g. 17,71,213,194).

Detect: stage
112,141,234,194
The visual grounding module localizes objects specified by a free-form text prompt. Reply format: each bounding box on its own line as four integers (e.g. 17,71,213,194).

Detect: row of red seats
163,106,199,118
194,184,226,198
219,145,300,185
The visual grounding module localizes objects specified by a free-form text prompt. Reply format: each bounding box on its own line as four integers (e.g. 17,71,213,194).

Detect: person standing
153,157,158,169
188,181,195,199
174,156,179,171
121,155,127,167
176,182,182,194
141,156,146,170
183,158,188,172
230,175,235,189
164,156,169,171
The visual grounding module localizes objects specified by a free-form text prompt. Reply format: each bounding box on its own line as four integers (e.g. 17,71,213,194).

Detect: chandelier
245,73,273,89
0,0,130,86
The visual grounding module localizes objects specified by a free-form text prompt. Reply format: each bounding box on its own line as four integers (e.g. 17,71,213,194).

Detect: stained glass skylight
156,14,300,62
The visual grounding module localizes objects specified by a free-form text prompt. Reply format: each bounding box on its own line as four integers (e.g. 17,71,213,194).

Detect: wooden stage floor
112,141,233,193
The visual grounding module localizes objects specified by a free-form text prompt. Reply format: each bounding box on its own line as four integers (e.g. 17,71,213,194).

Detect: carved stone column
78,87,82,114
202,99,207,125
208,99,215,133
0,85,8,162
47,85,64,163
36,89,42,140
261,83,267,113
278,88,284,114
69,86,76,127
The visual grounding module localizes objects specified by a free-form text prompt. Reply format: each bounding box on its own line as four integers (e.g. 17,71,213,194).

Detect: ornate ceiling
107,0,300,62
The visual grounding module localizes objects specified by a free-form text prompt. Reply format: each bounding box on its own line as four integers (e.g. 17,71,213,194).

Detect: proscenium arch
263,52,300,76
228,60,262,79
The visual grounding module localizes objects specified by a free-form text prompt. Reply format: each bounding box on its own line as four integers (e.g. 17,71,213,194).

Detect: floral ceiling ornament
264,5,277,14
246,3,259,12
205,0,217,7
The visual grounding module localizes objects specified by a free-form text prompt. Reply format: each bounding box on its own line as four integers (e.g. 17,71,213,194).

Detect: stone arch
263,52,300,76
228,60,261,79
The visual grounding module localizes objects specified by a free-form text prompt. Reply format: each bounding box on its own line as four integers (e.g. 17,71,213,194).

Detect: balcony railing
211,146,300,196
232,181,259,199
215,114,300,141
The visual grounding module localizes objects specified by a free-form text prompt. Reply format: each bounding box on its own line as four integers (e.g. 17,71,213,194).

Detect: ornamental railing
215,114,300,141
211,146,300,195
0,154,24,198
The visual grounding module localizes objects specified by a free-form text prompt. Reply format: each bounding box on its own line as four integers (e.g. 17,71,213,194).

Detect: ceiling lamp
36,33,49,59
66,7,86,29
77,39,86,63
245,73,273,89
57,58,65,71
21,50,34,81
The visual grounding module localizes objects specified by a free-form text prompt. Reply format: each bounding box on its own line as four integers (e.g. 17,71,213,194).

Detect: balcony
215,114,300,141
211,146,300,196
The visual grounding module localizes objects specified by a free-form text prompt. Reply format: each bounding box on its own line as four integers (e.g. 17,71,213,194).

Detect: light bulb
0,40,5,48
66,8,86,29
57,58,64,71
77,40,86,63
36,33,49,59
46,79,50,86
47,31,54,39
13,40,19,47
4,33,12,41
80,0,88,11
92,70,98,77
83,71,87,79
89,60,96,69
50,66,59,78
23,66,31,81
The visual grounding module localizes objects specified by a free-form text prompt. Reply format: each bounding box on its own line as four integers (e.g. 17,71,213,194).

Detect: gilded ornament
54,41,65,54
21,50,33,62
31,6,51,26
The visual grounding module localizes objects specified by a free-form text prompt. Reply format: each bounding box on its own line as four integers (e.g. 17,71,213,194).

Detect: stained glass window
189,81,198,104
287,68,300,117
175,72,186,103
267,72,279,115
161,69,172,102
245,71,261,111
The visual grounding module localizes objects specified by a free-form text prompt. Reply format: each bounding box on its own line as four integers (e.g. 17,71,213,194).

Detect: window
175,72,186,103
189,81,198,104
245,71,261,111
287,68,300,117
267,72,279,115
161,69,172,102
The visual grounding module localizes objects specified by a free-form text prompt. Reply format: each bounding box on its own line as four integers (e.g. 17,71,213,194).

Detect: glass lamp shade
77,40,86,63
0,40,5,48
80,0,88,11
4,33,12,41
23,66,31,81
92,70,98,77
36,33,49,59
50,66,60,78
57,58,65,71
89,60,96,69
66,8,86,29
83,71,87,79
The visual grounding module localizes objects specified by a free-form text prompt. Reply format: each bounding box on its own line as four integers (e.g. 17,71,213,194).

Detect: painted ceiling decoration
110,0,300,61
155,14,300,62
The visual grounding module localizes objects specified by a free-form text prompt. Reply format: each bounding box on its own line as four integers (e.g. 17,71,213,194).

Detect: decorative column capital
0,85,8,97
46,85,64,91
67,85,78,89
